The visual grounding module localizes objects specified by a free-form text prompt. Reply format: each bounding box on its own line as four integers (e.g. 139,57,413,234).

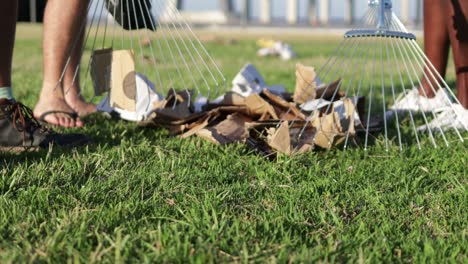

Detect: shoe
0,99,90,152
417,104,468,132
106,0,156,31
390,88,451,113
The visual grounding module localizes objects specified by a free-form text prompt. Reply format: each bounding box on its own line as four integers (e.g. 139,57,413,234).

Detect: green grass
1,24,467,263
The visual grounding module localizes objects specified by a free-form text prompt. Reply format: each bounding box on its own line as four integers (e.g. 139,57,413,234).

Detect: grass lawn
1,24,467,263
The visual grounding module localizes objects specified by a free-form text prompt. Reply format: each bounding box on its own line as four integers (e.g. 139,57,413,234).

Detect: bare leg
63,29,96,116
0,0,17,88
34,0,94,127
420,0,451,98
446,0,468,108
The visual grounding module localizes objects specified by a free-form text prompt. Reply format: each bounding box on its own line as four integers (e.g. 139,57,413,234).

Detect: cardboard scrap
91,48,113,96
266,121,291,155
195,113,249,145
310,98,357,149
294,63,317,104
91,49,137,112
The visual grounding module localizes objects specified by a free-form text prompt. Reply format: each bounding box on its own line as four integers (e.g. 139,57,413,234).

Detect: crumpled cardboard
195,113,249,145
245,94,279,120
310,98,357,149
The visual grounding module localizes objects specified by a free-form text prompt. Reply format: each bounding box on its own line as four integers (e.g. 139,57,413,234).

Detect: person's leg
420,0,451,98
0,0,18,99
62,28,96,117
34,0,94,127
445,0,468,108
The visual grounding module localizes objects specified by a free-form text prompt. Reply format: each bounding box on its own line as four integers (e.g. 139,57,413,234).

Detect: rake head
59,0,226,121
282,0,467,152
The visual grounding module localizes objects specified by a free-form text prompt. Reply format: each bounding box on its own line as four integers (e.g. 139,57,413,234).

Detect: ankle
0,87,14,100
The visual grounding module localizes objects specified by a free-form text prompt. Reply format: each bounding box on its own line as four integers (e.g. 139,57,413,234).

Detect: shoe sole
0,146,40,153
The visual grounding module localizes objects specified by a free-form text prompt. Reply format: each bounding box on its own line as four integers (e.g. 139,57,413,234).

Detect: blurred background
18,0,424,28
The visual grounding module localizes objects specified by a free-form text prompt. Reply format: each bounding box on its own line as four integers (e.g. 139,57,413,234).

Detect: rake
285,0,467,152
58,0,226,121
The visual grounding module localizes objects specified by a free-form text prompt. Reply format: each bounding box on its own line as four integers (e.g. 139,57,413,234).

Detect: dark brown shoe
0,99,90,152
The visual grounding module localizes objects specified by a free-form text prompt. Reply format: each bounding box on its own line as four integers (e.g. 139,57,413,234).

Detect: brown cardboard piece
262,89,306,120
315,79,345,101
91,48,113,96
267,121,291,155
310,98,357,149
195,113,249,145
294,63,317,104
91,49,137,112
245,94,279,119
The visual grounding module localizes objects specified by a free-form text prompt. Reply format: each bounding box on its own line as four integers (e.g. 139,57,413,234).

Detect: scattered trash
139,63,364,156
92,51,377,156
257,38,297,61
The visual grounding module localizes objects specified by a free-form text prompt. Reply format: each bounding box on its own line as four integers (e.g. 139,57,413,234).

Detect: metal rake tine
279,8,378,128
297,36,363,148
298,7,382,143
379,38,390,151
134,0,165,97
402,38,459,143
161,1,227,98
144,1,188,106
301,2,380,103
154,0,222,101
141,0,178,99
292,37,359,132
155,6,202,106
384,38,403,151
363,32,379,151
391,13,464,134
343,38,376,150
128,0,158,113
74,0,109,98
163,1,225,99
394,37,439,148
382,11,403,150
165,12,213,100
390,17,451,144
151,1,195,107
110,0,118,48
410,40,468,135
388,36,422,149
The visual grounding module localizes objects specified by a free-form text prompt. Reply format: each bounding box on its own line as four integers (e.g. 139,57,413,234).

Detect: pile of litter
137,63,369,156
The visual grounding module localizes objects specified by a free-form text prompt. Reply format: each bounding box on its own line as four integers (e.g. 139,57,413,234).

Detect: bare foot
64,88,97,117
34,96,84,128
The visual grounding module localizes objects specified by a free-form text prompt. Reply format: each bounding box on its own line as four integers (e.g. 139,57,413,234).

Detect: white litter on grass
417,104,468,131
300,99,332,112
257,41,297,61
97,73,164,121
194,95,208,113
231,64,286,97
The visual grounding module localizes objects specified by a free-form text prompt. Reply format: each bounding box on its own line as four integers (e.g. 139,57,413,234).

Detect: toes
42,114,60,126
58,116,71,128
75,118,84,128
